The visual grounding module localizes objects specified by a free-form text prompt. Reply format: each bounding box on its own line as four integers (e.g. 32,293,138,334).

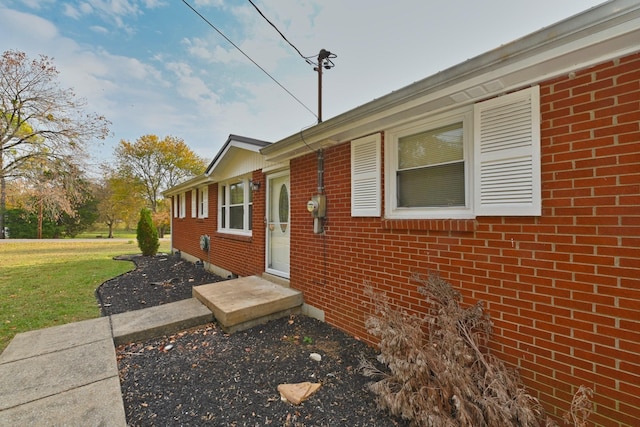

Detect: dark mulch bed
99,254,408,427
97,253,224,316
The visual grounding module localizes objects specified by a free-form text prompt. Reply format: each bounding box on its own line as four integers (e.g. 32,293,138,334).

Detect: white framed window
198,186,209,218
191,190,197,218
218,176,253,234
385,107,474,219
378,86,541,219
179,192,186,219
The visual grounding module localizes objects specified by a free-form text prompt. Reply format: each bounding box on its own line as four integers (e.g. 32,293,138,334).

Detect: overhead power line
180,0,318,120
246,0,314,66
244,0,337,123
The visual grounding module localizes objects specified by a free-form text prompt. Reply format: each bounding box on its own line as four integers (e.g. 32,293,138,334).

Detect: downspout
317,149,324,194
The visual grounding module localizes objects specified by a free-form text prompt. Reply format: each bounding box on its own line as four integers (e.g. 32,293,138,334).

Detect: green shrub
136,208,159,256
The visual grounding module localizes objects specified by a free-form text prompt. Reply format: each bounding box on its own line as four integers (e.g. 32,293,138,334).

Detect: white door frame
265,170,290,278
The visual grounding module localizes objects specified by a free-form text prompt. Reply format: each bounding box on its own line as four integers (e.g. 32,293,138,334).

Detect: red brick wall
171,170,266,278
289,53,640,426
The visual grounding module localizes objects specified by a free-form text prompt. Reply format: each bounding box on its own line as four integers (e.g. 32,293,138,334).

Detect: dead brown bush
562,385,593,427
360,272,586,427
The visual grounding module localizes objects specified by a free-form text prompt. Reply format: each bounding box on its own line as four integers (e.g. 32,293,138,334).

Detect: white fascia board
163,175,210,197
205,141,266,176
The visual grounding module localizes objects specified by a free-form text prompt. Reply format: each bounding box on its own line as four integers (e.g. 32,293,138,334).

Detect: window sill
214,231,252,243
381,218,477,232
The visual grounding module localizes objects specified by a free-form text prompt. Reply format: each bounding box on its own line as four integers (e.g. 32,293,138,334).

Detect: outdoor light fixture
250,181,261,192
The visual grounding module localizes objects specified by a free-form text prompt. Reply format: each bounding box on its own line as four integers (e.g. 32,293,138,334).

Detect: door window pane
279,184,289,232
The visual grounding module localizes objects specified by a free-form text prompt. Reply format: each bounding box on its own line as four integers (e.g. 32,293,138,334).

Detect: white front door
266,172,290,278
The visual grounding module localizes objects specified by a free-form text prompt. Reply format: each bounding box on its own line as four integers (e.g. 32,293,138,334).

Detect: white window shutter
201,187,209,218
351,134,381,217
191,190,197,218
474,86,541,216
173,196,179,218
180,192,186,218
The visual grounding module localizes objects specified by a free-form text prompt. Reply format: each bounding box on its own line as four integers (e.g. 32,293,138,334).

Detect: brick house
164,1,639,425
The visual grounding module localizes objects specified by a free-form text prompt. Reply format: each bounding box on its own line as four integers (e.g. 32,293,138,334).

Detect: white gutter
163,174,211,197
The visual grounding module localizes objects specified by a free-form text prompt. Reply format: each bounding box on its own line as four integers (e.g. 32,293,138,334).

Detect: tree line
0,50,206,239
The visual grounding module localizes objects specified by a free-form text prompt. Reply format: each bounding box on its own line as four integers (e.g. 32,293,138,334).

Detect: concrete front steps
193,275,303,333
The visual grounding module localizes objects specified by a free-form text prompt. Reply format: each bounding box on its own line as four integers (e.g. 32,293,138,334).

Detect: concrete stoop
193,275,303,333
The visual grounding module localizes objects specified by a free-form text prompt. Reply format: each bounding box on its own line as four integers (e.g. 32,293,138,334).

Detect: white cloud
181,37,214,62
193,0,224,8
165,61,222,115
20,0,55,9
63,4,81,19
0,7,59,42
79,2,94,14
88,0,139,16
90,25,109,34
142,0,166,8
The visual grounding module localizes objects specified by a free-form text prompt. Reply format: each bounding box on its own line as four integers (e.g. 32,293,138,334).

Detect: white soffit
262,138,339,164
207,148,265,182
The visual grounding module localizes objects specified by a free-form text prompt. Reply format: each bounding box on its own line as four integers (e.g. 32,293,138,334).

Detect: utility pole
314,49,336,123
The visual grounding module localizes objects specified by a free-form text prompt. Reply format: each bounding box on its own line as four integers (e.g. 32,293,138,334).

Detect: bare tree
0,50,110,238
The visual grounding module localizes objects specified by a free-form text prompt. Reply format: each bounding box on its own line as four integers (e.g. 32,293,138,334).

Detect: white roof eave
163,174,211,197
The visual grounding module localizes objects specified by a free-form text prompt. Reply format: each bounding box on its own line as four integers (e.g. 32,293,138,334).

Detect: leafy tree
4,208,59,238
58,191,99,237
0,50,110,238
95,166,146,238
152,198,171,238
136,208,159,256
14,157,90,238
115,134,206,212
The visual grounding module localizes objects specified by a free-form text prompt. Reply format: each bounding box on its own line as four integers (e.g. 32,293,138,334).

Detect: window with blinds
377,85,540,219
397,122,465,208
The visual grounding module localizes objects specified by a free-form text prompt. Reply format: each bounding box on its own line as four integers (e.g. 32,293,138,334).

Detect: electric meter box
307,194,326,218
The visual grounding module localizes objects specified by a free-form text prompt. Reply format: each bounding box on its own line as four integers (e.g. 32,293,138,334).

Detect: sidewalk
0,299,213,426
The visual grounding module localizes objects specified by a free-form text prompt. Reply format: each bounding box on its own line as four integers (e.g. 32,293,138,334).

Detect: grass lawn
0,239,170,353
76,227,138,239
75,225,171,240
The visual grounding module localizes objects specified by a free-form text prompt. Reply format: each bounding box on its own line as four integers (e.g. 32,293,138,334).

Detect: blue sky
1,0,605,167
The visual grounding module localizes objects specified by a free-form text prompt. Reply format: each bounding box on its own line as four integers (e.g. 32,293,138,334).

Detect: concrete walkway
0,299,213,426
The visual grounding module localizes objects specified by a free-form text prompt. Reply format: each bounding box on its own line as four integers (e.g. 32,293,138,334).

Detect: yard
0,239,170,352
